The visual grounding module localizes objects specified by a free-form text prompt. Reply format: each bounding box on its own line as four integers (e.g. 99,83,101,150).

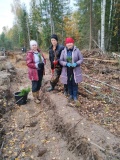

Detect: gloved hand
38,63,44,69
66,63,72,67
53,60,58,65
72,63,77,67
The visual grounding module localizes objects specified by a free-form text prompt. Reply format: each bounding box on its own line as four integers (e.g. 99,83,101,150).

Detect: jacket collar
65,46,77,51
50,44,59,50
73,46,77,51
29,48,41,53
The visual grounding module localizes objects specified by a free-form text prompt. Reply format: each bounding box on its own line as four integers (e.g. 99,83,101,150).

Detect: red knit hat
65,37,74,44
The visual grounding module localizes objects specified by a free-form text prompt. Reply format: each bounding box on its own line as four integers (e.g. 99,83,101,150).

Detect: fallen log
81,85,117,104
83,74,120,91
0,56,7,61
112,52,120,58
81,82,101,89
83,58,119,64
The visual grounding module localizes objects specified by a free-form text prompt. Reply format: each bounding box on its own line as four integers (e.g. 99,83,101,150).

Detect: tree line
0,0,120,52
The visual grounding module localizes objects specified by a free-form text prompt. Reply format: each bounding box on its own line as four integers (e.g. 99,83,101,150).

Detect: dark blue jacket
49,44,64,69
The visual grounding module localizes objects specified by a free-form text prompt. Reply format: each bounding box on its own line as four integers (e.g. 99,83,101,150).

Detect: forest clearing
0,50,119,160
0,0,120,159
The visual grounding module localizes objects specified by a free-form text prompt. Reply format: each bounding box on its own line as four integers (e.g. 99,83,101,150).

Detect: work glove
66,63,72,67
72,63,77,67
38,63,44,70
53,60,58,65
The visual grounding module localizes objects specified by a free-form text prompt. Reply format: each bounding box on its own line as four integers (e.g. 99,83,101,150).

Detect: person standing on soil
59,37,83,101
47,34,68,94
26,40,46,104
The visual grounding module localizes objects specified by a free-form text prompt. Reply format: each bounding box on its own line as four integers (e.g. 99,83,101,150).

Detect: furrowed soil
0,50,120,160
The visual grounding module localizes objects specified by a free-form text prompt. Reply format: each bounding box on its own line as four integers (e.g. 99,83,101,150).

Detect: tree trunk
98,30,101,48
108,0,113,50
52,19,55,33
27,18,30,44
101,0,106,52
49,0,53,35
89,0,92,50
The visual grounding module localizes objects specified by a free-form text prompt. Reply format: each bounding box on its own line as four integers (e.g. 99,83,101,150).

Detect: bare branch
83,74,120,91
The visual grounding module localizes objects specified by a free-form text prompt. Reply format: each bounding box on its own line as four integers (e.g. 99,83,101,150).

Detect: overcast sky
0,0,75,33
0,0,30,33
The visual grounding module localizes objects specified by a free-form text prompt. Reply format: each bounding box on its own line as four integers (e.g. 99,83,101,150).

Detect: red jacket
26,49,46,81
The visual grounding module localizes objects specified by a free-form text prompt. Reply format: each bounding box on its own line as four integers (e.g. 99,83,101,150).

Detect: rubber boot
64,84,68,96
47,85,54,92
68,86,73,101
32,92,40,104
36,91,40,100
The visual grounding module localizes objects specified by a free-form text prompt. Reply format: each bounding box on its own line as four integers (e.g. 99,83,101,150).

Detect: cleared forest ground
0,50,120,160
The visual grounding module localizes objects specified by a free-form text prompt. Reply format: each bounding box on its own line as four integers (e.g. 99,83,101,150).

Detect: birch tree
108,0,113,50
101,0,106,52
89,0,92,50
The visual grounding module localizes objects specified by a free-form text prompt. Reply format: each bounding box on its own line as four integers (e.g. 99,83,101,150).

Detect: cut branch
0,140,5,155
88,139,105,152
67,118,83,133
83,58,119,64
112,52,120,58
92,39,103,53
82,82,101,89
83,74,120,91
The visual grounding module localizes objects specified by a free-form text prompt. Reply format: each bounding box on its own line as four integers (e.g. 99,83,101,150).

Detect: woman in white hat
26,40,46,103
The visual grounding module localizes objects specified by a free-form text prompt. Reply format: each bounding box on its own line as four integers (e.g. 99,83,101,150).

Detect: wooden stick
67,118,83,133
83,74,120,91
82,82,101,89
92,39,103,53
83,58,119,64
0,140,5,155
81,85,117,104
112,52,120,58
84,88,93,95
88,139,105,152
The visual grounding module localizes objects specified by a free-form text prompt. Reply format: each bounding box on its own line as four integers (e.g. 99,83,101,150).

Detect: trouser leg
36,70,43,99
32,81,38,92
48,68,61,91
72,75,78,100
67,70,73,99
67,77,73,99
50,75,59,88
72,84,78,100
32,70,43,103
64,84,68,95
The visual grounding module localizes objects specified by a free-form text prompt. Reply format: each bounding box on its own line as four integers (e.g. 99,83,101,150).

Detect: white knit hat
30,40,38,47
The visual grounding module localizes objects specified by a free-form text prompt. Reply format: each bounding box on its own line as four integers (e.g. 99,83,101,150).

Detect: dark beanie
51,34,58,41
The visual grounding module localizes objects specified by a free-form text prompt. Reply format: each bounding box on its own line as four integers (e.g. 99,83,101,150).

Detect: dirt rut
1,58,120,160
40,80,120,160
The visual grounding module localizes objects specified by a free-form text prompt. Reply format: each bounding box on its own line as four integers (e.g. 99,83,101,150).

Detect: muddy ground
0,51,120,160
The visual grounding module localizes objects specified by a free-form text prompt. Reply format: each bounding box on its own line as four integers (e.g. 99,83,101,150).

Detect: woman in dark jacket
48,34,68,94
60,37,83,101
26,40,46,104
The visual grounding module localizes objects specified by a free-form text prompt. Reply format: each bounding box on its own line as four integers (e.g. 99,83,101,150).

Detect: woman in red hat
59,37,83,101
